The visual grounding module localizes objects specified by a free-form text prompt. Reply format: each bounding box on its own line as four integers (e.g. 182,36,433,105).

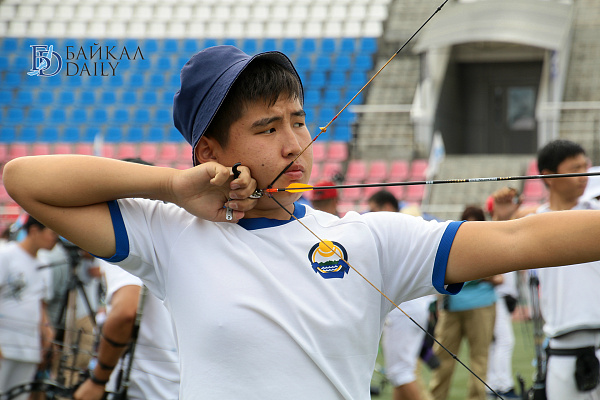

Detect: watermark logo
28,45,63,77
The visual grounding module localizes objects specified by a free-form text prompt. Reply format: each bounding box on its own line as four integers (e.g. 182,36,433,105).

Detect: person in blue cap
5,46,600,399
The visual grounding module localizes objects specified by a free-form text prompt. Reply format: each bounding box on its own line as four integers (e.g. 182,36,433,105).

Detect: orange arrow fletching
286,183,314,193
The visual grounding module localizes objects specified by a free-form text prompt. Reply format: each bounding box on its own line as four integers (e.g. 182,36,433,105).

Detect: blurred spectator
0,215,57,399
311,180,339,216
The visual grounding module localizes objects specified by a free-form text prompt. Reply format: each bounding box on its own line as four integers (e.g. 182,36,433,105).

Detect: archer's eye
294,122,305,128
260,128,276,134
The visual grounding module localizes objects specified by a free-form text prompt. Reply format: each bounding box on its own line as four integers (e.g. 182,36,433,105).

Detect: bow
260,1,510,398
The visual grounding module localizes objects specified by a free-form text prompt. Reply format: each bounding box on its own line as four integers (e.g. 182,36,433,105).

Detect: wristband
89,369,109,386
98,359,117,371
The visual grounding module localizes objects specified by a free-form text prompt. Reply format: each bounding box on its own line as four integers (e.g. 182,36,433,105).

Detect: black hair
461,205,486,221
368,190,399,212
205,58,303,148
23,215,46,233
537,139,586,173
121,157,154,166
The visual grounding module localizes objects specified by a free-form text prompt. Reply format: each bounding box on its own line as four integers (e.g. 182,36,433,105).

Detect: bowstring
268,195,505,399
267,0,450,189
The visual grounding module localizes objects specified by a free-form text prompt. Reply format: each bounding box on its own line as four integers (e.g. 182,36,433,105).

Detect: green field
371,320,537,400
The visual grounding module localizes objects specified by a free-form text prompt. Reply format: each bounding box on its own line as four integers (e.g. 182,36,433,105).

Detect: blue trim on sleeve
432,220,465,295
238,202,306,230
96,200,130,263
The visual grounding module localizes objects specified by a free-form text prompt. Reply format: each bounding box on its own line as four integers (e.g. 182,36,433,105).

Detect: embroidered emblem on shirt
307,241,350,279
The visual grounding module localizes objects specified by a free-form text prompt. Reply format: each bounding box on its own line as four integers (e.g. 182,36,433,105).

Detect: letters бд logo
28,45,63,77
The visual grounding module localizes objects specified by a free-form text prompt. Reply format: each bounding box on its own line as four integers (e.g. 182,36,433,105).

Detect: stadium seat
321,162,343,180
388,185,405,201
324,89,341,104
522,179,547,201
333,55,352,72
53,143,74,155
0,90,11,105
29,109,45,123
0,128,16,143
333,126,351,142
101,91,117,105
312,142,326,163
301,38,317,53
340,187,363,202
158,143,179,162
309,163,321,182
134,109,151,123
367,160,388,182
50,109,67,124
0,144,9,162
155,109,171,123
32,143,51,156
340,38,356,53
409,159,428,180
79,90,96,105
389,160,409,181
148,127,164,142
70,109,87,123
321,38,336,53
8,143,29,159
5,108,24,124
355,55,374,71
127,127,144,142
120,91,137,105
40,127,59,142
359,37,377,53
326,142,348,162
141,91,157,105
405,185,425,203
74,143,94,156
19,127,38,142
116,143,137,159
345,159,368,183
15,91,33,105
140,143,159,161
105,127,124,143
62,127,81,142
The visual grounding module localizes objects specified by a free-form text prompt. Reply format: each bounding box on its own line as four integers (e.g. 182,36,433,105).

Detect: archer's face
215,96,313,211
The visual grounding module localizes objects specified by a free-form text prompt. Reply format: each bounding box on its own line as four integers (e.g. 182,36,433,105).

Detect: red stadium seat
312,142,326,163
116,143,138,159
326,142,348,162
32,143,51,156
53,143,74,155
74,143,94,156
8,143,29,160
345,160,368,183
159,143,179,162
340,187,363,202
389,160,409,182
405,185,425,203
409,159,428,180
140,143,159,162
366,160,388,182
321,162,343,180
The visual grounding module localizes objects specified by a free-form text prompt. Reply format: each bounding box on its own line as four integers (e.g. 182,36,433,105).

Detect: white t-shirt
101,260,179,400
103,199,463,399
536,199,600,337
0,242,49,363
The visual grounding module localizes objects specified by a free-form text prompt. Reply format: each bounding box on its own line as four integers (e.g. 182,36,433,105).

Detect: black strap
101,331,130,348
89,370,110,386
546,346,596,357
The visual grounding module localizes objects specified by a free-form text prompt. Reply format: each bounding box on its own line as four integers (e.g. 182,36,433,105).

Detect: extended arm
73,285,141,400
3,155,257,258
446,210,600,284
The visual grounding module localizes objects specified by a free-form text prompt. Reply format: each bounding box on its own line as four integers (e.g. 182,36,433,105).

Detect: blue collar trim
237,203,306,230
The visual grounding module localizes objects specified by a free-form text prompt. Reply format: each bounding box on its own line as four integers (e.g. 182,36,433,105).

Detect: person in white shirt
0,216,57,399
5,47,600,399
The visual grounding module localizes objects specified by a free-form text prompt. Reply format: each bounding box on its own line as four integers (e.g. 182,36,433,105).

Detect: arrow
264,171,600,194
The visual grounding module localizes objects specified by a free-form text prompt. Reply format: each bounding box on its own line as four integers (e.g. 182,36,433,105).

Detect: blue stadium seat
324,89,341,104
333,55,352,72
340,38,356,53
59,91,75,105
29,109,45,123
67,75,83,87
157,57,171,71
63,127,81,142
92,109,108,123
314,55,332,71
329,71,347,88
37,91,54,104
162,91,173,105
333,125,351,141
109,75,124,87
120,91,137,105
143,39,158,54
202,39,219,49
127,127,144,142
41,127,59,142
183,39,199,54
294,56,312,73
4,73,21,88
12,57,29,73
167,126,181,141
128,74,144,87
321,38,336,53
50,109,67,123
79,90,95,105
142,91,157,105
2,38,18,52
0,56,9,71
261,38,277,52
162,39,178,53
134,109,151,123
87,75,104,87
223,38,237,47
301,39,317,53
70,109,87,123
150,74,165,87
5,108,24,124
308,71,326,88
113,109,129,123
105,127,123,142
83,127,101,142
147,127,165,142
155,109,171,123
349,71,368,86
101,91,117,105
0,127,16,142
281,38,297,53
359,37,377,54
19,126,38,142
241,39,258,55
354,55,373,71
304,90,321,106
0,90,12,105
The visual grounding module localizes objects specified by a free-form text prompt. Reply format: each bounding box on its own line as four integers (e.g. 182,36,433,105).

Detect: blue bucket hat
173,45,303,165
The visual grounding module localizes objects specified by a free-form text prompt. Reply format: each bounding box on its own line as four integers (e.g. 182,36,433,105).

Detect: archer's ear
195,136,220,163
